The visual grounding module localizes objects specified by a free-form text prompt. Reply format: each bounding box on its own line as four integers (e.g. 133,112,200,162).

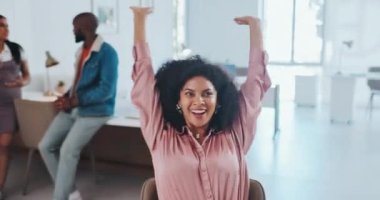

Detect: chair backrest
367,66,380,91
14,99,58,149
140,178,158,200
248,179,266,200
140,178,265,200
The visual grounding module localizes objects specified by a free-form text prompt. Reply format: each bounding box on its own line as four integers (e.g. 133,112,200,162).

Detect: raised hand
130,6,153,44
234,16,260,27
234,16,263,50
130,6,153,17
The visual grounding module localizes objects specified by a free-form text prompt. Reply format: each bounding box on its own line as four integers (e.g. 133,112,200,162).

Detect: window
263,0,325,65
173,0,188,59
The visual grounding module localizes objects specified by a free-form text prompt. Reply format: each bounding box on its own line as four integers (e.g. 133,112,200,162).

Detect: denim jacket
69,36,118,117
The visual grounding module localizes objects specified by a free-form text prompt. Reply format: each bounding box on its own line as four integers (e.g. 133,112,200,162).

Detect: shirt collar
180,126,217,135
75,35,104,57
90,35,104,52
0,43,11,54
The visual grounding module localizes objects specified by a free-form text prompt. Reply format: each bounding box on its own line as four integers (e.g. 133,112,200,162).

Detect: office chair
367,66,380,113
140,177,266,200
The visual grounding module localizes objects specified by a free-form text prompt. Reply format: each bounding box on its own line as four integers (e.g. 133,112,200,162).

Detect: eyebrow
183,88,215,92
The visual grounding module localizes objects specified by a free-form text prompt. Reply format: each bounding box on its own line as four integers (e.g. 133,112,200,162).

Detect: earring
176,104,182,114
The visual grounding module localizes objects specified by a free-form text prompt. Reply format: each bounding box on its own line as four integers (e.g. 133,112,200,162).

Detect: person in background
130,6,271,200
38,12,118,200
0,14,31,200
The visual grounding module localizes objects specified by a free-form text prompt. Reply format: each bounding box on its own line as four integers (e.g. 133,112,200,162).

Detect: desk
108,104,140,127
329,72,380,123
22,91,141,128
22,91,57,102
20,91,152,167
106,117,140,127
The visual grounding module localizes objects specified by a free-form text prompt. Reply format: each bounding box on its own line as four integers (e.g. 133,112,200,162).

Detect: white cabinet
330,75,356,123
295,75,318,106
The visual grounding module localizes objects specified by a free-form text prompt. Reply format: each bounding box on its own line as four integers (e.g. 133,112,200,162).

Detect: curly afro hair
155,55,240,133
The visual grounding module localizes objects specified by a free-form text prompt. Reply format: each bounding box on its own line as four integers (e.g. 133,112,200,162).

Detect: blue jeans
38,109,110,200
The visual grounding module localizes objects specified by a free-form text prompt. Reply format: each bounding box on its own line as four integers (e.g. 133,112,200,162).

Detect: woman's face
0,18,9,41
178,76,217,131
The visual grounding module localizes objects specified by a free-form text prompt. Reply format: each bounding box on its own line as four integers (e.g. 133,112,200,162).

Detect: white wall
323,0,380,73
322,0,380,106
187,0,260,67
1,0,174,101
187,0,380,70
3,0,379,106
186,0,380,106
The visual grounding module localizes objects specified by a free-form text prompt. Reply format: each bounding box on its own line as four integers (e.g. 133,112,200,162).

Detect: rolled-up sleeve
232,47,271,154
131,42,164,150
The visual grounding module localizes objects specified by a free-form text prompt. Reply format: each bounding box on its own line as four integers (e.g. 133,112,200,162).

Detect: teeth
192,110,206,114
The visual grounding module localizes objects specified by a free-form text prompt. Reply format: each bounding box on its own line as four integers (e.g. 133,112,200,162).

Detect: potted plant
55,80,66,95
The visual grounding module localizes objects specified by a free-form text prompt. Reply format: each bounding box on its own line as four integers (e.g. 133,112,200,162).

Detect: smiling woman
130,6,271,200
179,76,218,139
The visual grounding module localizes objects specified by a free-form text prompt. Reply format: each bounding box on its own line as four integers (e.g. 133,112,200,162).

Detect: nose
193,95,205,105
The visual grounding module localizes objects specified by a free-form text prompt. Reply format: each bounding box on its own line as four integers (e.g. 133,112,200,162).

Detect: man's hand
54,96,78,111
54,97,70,111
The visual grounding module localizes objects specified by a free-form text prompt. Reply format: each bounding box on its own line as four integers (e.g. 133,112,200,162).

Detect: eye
184,91,194,97
203,91,214,97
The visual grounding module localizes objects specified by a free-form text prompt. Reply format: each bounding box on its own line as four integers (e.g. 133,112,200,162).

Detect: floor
4,151,154,200
250,101,380,200
3,101,380,200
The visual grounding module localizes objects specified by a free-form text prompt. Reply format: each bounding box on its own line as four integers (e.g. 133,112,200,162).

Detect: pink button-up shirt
131,42,270,200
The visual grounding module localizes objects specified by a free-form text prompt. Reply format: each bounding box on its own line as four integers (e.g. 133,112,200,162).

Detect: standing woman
131,7,271,200
0,15,30,199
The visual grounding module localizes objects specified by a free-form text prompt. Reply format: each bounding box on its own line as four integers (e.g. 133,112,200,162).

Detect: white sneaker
69,190,82,200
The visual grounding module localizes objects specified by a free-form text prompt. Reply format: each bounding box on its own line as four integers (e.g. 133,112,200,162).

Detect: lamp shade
45,51,59,68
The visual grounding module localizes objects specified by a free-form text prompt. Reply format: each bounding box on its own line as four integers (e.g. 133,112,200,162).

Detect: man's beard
75,33,85,43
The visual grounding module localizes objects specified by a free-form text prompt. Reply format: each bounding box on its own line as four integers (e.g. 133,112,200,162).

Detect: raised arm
130,7,164,150
234,16,263,50
131,7,152,45
232,16,271,154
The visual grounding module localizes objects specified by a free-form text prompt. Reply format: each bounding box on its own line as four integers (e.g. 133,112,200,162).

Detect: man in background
38,12,118,200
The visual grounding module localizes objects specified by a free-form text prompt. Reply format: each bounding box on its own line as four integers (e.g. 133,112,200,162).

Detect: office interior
1,0,380,199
